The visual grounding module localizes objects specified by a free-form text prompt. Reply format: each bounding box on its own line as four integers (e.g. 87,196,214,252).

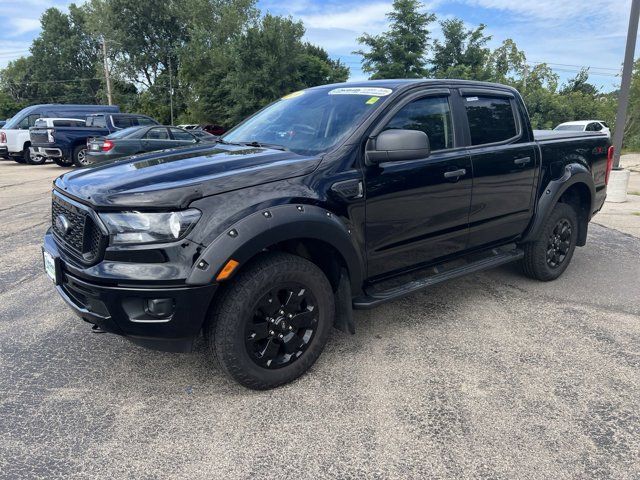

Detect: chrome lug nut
269,330,275,335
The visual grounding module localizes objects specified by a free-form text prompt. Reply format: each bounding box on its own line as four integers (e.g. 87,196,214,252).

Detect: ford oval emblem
55,214,71,235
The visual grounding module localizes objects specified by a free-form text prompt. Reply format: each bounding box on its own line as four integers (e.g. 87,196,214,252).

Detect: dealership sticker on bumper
43,250,57,283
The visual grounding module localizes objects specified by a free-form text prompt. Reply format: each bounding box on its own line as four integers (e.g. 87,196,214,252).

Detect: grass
629,191,640,196
632,212,640,216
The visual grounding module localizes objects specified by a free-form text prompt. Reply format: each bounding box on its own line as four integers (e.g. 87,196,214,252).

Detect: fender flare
186,204,364,291
522,163,595,243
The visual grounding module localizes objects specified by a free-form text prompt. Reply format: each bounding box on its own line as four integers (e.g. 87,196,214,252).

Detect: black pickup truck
30,113,158,167
42,80,613,389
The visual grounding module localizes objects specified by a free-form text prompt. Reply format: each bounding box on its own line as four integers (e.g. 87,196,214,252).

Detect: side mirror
366,129,430,165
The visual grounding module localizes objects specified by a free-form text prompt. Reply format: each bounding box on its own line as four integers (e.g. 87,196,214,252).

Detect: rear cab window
52,120,86,127
87,115,107,128
463,94,520,145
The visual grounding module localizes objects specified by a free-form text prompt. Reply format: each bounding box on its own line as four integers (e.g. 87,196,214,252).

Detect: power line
2,77,103,85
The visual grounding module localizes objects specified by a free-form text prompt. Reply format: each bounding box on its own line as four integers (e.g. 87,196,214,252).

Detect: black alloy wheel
245,283,319,369
546,218,572,268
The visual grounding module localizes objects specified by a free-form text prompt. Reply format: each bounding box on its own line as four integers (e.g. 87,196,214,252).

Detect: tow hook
91,324,106,334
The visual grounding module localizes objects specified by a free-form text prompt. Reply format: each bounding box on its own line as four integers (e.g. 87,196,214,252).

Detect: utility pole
168,57,174,125
101,36,113,106
612,0,639,169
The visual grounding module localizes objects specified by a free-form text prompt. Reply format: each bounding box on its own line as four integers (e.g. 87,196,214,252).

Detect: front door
364,92,472,279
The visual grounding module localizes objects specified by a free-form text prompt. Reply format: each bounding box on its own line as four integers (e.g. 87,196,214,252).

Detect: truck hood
54,144,321,208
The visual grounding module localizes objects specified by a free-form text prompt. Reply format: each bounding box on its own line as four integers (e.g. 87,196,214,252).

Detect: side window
169,128,196,141
464,96,518,145
112,116,133,129
136,116,156,126
592,123,603,131
383,96,454,151
18,114,40,129
145,128,169,140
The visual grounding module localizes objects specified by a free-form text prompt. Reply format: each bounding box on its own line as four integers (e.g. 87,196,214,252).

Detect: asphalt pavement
0,159,639,479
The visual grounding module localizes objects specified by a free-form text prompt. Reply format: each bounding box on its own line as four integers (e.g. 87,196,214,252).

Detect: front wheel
521,202,578,281
206,252,334,390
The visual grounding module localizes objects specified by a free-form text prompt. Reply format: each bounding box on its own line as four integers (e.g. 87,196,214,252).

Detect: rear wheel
53,157,74,167
206,252,334,390
72,145,89,167
25,147,46,165
521,202,578,281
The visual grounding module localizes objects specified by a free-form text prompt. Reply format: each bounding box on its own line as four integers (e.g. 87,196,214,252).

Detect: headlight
99,209,201,245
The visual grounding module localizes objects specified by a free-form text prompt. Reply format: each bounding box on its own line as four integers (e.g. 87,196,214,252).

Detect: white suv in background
554,120,611,139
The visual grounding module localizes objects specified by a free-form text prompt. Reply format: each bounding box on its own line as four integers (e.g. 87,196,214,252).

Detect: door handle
514,157,531,165
444,168,466,179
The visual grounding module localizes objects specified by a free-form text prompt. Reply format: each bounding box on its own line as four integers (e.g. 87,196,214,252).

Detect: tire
72,145,89,167
12,154,26,164
206,252,335,390
521,202,578,281
53,157,74,167
25,147,46,165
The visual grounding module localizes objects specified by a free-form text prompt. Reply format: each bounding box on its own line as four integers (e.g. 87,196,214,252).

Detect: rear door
168,127,199,147
364,89,473,278
459,89,538,248
142,127,173,151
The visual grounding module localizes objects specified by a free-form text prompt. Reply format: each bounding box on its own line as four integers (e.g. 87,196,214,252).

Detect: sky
0,0,638,92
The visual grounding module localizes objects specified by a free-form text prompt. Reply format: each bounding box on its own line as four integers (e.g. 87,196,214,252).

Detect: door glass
113,116,134,129
136,116,156,126
169,128,196,141
145,128,169,140
464,96,518,145
383,96,453,151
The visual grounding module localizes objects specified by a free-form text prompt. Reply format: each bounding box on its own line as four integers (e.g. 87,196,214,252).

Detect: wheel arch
522,163,595,246
186,204,365,294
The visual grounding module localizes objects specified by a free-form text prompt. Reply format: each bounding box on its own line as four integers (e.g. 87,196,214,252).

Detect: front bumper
44,230,217,352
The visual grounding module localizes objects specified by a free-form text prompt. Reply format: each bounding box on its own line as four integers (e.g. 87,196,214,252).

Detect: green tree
355,0,436,79
221,14,349,125
490,39,527,85
430,19,492,80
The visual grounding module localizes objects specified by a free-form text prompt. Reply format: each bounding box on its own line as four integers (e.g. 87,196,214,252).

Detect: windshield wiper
235,140,289,151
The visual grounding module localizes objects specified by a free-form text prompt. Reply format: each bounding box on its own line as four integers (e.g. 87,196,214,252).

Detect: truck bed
533,129,607,142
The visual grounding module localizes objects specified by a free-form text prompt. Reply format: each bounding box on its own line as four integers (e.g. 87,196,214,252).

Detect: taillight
0,132,6,143
605,146,614,185
47,129,55,143
102,140,114,152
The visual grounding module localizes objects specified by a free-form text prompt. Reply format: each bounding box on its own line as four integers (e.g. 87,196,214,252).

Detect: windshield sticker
282,90,304,100
365,96,380,105
466,96,479,102
328,87,393,97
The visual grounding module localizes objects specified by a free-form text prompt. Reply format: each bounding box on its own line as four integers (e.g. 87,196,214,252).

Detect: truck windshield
222,86,393,155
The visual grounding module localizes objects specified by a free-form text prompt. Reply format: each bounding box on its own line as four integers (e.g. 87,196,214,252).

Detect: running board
353,247,524,309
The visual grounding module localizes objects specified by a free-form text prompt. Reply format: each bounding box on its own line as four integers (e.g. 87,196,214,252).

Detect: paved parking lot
0,159,639,479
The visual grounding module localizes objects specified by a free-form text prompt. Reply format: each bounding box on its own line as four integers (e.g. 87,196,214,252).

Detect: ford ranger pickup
42,80,613,389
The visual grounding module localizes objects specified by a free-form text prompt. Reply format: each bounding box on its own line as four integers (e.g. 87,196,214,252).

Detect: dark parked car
190,129,218,142
43,80,613,389
30,113,158,167
201,124,226,136
86,125,201,163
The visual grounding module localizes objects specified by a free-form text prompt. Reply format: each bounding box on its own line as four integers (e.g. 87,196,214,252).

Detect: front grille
52,193,106,264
